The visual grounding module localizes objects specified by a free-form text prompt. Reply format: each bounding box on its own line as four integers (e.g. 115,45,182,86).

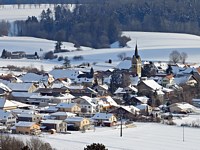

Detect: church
131,44,142,77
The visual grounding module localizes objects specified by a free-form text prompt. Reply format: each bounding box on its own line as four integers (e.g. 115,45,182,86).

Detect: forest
2,0,200,48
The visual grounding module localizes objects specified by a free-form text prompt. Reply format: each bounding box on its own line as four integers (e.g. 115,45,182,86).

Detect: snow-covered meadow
15,122,200,150
1,31,200,71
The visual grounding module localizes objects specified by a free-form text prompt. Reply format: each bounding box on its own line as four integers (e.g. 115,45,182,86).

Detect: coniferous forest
5,0,200,48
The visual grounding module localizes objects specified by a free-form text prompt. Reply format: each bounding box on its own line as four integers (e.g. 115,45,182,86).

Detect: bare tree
117,52,126,60
169,50,181,64
180,52,188,64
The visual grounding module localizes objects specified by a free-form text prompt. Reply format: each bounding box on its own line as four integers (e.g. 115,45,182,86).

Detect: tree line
5,0,200,48
0,0,106,5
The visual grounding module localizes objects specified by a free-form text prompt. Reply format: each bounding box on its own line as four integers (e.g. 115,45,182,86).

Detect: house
27,93,75,107
41,120,67,132
114,85,138,97
174,74,198,86
92,113,117,127
128,96,149,106
169,102,196,113
0,98,18,110
51,78,72,88
10,51,26,59
0,110,16,126
162,74,174,87
7,82,37,93
66,85,98,97
93,84,109,96
49,69,84,80
136,104,152,115
14,121,40,135
0,82,12,96
49,112,76,120
73,96,97,114
56,102,81,113
17,113,42,123
19,73,53,83
25,53,39,59
65,117,90,130
137,79,165,106
97,96,118,110
110,106,140,120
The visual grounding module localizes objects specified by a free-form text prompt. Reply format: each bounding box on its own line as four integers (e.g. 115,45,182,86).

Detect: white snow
1,31,200,72
12,122,200,150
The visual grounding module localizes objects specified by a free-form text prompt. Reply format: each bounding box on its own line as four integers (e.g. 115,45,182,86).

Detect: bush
84,143,108,150
0,134,54,150
44,51,57,60
73,55,84,60
118,36,131,47
58,56,64,61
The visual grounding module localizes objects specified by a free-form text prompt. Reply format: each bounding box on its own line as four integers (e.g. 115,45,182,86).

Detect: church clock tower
131,44,142,77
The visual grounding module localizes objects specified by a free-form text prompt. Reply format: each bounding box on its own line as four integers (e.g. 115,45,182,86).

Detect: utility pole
183,125,185,142
120,114,122,137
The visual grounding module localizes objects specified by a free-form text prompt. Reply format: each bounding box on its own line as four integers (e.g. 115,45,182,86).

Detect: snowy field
14,122,200,150
1,31,200,71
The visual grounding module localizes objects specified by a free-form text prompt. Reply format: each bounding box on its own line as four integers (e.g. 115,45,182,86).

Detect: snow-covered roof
141,79,162,90
10,100,32,108
130,76,139,86
174,75,193,85
20,73,47,83
135,96,149,104
0,98,18,108
116,60,131,70
11,92,33,98
15,121,36,127
92,113,114,120
49,69,84,80
114,87,125,94
99,96,118,107
18,113,33,118
50,112,76,117
11,109,35,115
80,96,96,106
0,82,12,92
170,102,196,109
56,103,77,108
65,117,85,122
41,119,63,124
136,104,149,110
7,82,34,92
0,110,13,120
99,84,109,90
120,105,140,113
29,93,74,100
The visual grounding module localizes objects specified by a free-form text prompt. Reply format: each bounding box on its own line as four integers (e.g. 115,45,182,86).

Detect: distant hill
2,0,200,48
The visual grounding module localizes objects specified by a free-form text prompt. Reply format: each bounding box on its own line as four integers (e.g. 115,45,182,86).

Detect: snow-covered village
1,1,200,150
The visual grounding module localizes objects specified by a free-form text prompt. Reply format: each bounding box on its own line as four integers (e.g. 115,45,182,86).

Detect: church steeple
135,44,138,57
131,43,142,77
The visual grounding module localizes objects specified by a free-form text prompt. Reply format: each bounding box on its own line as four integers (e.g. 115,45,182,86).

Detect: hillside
0,31,200,72
2,1,200,48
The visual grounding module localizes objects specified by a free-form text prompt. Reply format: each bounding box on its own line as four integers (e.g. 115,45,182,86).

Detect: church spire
135,44,138,57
